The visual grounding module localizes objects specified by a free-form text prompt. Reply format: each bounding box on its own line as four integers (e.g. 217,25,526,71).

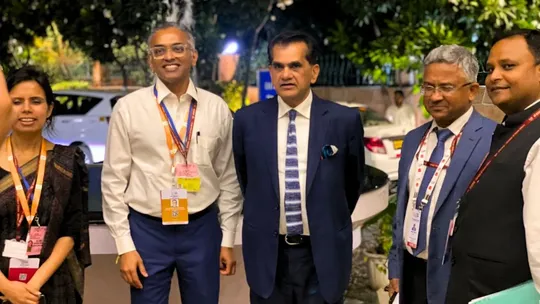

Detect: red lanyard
415,127,462,168
153,85,197,166
466,108,540,193
412,127,462,208
6,137,47,240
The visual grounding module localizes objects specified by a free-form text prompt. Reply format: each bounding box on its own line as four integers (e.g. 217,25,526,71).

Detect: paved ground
344,224,381,304
84,225,381,304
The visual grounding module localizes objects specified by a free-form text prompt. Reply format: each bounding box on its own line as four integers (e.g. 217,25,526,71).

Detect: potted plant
362,195,397,302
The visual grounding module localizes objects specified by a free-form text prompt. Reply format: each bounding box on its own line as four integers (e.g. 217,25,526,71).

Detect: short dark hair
267,30,320,65
7,66,55,130
394,90,404,97
493,29,540,64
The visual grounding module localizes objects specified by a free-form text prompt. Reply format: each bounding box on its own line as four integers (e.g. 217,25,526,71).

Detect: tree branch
240,0,276,107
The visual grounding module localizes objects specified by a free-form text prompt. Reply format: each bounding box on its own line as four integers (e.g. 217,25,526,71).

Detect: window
357,107,391,127
109,95,124,109
53,94,103,115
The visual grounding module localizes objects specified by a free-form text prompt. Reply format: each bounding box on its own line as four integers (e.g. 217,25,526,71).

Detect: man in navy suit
233,30,365,304
387,45,497,303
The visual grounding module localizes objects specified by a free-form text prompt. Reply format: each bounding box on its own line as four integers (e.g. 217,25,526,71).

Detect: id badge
160,188,189,225
26,226,47,256
3,239,29,260
8,258,39,283
175,163,201,192
406,209,422,249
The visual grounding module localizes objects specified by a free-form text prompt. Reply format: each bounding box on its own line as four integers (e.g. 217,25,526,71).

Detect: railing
315,54,366,87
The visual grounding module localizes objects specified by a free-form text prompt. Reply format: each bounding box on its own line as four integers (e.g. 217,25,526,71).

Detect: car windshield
358,107,391,127
54,94,103,115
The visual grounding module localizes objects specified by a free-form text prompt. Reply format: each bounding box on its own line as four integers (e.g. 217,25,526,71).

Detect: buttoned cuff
115,235,136,255
221,230,236,248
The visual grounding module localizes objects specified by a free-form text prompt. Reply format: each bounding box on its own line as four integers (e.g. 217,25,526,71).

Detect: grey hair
423,45,479,82
147,22,196,49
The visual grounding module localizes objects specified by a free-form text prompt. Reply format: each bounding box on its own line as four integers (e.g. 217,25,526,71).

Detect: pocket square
321,144,338,159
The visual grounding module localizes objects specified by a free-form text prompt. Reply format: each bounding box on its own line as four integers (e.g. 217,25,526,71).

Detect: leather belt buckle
284,234,302,246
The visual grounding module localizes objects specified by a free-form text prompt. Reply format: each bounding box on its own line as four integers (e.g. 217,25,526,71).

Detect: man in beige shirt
101,23,242,304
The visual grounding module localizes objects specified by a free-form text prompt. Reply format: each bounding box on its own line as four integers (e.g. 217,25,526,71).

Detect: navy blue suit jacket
233,95,365,303
388,110,496,303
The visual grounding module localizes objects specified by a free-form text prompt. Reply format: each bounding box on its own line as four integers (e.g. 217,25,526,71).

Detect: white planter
364,250,390,290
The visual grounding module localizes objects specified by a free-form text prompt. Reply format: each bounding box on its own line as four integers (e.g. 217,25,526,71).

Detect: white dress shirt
521,99,540,292
403,106,473,259
386,103,416,132
278,92,312,235
101,78,242,255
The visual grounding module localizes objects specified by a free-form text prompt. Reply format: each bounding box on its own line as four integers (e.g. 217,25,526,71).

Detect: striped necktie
284,110,303,235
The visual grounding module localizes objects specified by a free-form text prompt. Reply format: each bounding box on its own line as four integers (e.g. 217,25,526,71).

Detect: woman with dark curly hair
0,66,91,304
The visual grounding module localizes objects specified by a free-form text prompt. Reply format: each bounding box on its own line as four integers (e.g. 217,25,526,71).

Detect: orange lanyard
153,85,197,168
6,136,47,229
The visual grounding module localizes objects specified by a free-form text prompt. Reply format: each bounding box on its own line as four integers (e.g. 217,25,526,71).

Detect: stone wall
311,86,505,124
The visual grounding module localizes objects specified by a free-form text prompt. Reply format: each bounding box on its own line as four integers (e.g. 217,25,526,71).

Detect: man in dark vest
446,29,540,303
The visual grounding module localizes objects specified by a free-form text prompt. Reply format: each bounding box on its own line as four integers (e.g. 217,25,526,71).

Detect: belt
130,204,215,222
279,234,310,246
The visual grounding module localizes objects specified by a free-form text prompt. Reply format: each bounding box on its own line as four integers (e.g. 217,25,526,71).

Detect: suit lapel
434,111,482,216
306,97,329,195
402,123,431,196
261,98,280,199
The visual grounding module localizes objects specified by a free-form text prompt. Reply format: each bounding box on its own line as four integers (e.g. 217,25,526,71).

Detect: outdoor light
222,41,239,55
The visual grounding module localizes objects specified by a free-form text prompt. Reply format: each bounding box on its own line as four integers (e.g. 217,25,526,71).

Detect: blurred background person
385,90,416,132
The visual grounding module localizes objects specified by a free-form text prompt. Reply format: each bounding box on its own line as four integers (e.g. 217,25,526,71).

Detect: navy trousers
250,238,344,304
128,206,222,304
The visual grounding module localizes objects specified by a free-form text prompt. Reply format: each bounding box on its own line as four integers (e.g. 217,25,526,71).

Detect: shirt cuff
115,234,136,255
221,230,236,248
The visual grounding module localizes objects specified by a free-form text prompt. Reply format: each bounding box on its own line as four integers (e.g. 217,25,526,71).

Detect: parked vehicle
45,90,127,164
343,103,408,183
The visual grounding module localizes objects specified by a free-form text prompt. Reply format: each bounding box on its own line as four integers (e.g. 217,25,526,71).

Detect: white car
358,105,408,182
45,90,126,163
335,102,408,183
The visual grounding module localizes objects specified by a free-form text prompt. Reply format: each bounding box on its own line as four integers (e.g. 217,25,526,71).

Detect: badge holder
161,188,189,225
175,163,201,192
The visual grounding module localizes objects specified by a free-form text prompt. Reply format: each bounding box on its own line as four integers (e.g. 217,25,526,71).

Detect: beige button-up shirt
102,78,242,255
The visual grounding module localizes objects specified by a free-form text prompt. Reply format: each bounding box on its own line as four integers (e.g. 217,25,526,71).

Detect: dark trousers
250,237,343,304
128,206,222,304
402,250,428,304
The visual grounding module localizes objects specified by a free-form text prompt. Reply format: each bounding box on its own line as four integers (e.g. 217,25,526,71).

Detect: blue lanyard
16,166,34,202
153,85,195,152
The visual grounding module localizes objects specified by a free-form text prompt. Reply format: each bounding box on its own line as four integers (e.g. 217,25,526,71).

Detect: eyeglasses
148,44,191,59
421,82,473,96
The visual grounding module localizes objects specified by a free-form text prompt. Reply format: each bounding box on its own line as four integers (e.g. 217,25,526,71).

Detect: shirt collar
154,77,198,103
429,106,474,135
503,99,540,127
277,91,313,119
524,99,540,110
